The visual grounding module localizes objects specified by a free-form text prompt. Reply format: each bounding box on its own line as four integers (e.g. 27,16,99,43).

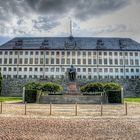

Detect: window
83,59,86,64
29,68,32,71
19,58,22,64
120,59,123,65
93,59,96,64
135,59,139,65
35,68,38,72
88,68,91,72
72,51,75,56
104,52,107,56
10,51,13,55
66,59,70,64
88,59,91,64
56,51,60,56
25,51,28,55
24,58,28,64
5,51,8,55
46,58,49,64
51,58,54,64
109,59,113,65
9,58,12,64
83,68,86,72
104,68,108,73
0,52,2,55
110,68,113,72
72,59,75,64
67,51,70,56
135,52,138,56
3,67,7,71
51,68,54,72
8,67,12,71
56,59,60,64
115,68,118,72
119,52,123,56
24,68,27,71
61,68,65,72
88,52,91,56
4,58,7,64
99,68,102,72
19,67,22,71
35,58,38,64
136,69,139,72
131,69,134,72
61,59,65,64
115,59,118,65
30,51,33,55
46,51,49,55
40,58,44,64
0,59,2,64
77,51,81,56
20,51,23,55
40,68,43,71
109,52,112,56
130,52,133,56
51,51,54,55
120,69,123,73
41,51,44,55
83,52,86,56
77,59,81,64
45,68,48,72
126,69,129,72
93,68,97,72
93,52,96,55
99,59,102,64
29,58,33,64
125,59,128,65
35,51,39,55
14,67,17,71
104,59,107,64
61,51,65,56
114,52,118,56
99,52,102,55
125,52,128,56
130,59,134,65
56,68,59,72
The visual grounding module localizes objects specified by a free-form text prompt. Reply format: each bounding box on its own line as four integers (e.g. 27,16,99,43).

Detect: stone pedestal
68,82,79,95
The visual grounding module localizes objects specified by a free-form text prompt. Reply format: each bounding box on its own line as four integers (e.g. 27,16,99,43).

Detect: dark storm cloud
25,0,131,20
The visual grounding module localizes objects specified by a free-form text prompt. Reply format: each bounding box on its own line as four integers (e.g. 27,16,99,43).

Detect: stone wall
1,78,140,97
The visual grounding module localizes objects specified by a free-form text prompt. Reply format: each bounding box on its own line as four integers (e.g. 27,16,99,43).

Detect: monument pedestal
68,82,80,95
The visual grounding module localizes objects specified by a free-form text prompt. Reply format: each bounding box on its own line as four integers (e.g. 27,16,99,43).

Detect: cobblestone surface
0,117,140,140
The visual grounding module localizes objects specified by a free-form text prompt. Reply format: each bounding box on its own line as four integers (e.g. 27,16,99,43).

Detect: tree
25,82,42,90
0,72,2,95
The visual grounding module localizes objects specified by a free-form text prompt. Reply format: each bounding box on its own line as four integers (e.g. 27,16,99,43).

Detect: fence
0,101,140,117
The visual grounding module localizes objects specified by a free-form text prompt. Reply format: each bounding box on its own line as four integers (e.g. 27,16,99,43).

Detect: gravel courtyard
0,103,140,140
0,116,140,140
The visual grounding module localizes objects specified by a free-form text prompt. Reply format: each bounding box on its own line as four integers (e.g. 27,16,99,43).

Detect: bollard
125,102,127,115
101,102,103,116
0,101,2,114
75,103,78,116
24,102,27,115
50,102,52,115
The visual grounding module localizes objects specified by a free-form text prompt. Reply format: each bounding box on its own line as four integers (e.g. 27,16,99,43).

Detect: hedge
25,90,37,103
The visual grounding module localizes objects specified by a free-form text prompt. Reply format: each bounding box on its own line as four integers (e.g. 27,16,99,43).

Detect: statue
68,65,76,82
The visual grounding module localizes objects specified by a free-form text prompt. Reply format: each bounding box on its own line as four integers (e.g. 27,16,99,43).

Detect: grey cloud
32,16,60,32
25,0,131,20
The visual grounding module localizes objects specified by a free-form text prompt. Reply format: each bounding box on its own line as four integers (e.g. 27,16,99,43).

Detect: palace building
0,36,140,80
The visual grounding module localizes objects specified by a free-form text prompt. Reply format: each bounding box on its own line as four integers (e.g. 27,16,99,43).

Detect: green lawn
124,98,140,103
0,96,22,102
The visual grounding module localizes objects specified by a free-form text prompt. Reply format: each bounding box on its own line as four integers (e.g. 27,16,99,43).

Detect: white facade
0,50,140,79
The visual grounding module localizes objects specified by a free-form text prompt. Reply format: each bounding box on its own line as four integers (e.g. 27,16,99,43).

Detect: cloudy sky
0,0,140,45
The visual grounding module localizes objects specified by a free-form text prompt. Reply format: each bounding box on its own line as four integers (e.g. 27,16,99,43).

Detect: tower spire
70,19,72,37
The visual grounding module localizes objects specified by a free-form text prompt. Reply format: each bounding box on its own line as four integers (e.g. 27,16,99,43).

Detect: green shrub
41,82,63,93
25,82,42,90
104,83,121,91
80,82,104,93
25,90,37,103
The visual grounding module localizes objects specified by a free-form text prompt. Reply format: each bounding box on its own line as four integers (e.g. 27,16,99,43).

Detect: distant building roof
0,36,140,50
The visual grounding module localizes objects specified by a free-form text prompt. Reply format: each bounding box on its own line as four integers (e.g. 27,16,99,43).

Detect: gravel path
0,116,140,140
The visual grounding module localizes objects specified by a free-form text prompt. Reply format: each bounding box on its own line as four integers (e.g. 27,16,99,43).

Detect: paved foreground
0,116,140,140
